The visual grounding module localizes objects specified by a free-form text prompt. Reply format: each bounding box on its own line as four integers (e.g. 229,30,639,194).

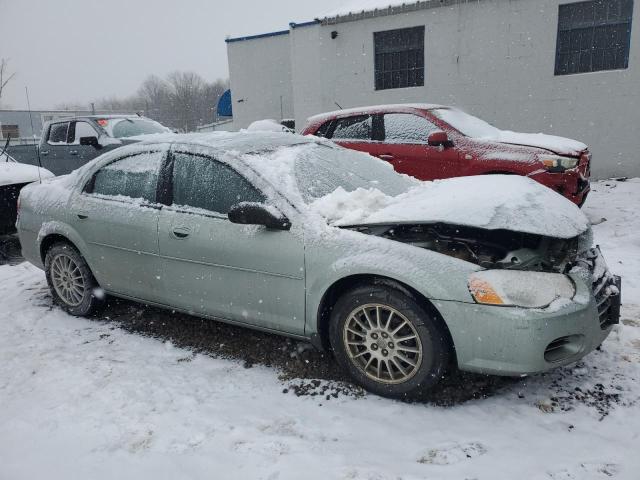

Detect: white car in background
0,151,53,235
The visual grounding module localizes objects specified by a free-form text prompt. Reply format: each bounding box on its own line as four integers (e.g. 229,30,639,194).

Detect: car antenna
334,101,343,109
25,86,43,183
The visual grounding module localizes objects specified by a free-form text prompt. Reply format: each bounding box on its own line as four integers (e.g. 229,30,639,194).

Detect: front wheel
45,242,103,316
329,284,451,398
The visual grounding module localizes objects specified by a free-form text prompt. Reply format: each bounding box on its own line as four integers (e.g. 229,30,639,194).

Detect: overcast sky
0,0,345,110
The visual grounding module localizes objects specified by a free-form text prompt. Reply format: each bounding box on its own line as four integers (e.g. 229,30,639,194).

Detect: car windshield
291,144,414,203
431,108,502,139
99,118,168,138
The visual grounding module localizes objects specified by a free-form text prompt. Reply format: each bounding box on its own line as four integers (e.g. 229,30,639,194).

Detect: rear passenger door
372,113,461,180
70,147,167,302
157,148,306,335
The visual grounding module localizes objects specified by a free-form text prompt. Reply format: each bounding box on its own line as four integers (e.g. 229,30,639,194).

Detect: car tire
329,284,450,399
44,242,103,316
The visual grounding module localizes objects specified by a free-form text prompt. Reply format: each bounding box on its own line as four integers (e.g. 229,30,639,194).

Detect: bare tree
0,59,16,104
137,75,170,122
167,71,206,132
87,71,228,132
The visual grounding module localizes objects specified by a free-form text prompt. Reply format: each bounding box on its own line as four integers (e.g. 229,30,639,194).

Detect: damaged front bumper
435,248,621,376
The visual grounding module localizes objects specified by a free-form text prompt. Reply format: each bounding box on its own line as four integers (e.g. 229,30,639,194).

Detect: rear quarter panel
17,178,85,269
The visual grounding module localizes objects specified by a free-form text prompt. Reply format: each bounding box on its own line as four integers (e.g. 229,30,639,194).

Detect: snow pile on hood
310,175,589,239
0,162,54,187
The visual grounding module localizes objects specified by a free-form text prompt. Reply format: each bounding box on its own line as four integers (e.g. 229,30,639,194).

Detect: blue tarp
217,90,232,117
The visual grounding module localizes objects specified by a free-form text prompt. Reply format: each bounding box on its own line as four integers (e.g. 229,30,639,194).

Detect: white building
225,0,638,178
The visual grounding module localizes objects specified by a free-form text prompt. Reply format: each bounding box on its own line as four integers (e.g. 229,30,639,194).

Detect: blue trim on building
226,29,289,43
226,19,320,43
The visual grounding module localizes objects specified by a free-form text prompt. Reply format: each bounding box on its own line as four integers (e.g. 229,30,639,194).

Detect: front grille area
592,264,621,330
571,247,621,330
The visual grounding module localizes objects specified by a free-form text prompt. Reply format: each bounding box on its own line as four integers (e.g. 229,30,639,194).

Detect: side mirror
79,136,102,150
228,202,291,231
428,131,454,148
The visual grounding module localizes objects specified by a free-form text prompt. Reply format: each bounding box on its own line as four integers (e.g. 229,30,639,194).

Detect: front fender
304,229,480,336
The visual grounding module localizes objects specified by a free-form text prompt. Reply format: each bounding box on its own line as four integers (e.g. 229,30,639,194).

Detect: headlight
540,155,579,171
468,270,575,308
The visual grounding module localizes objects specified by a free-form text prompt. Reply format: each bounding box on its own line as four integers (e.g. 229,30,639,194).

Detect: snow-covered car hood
310,175,589,239
479,130,587,157
0,162,54,187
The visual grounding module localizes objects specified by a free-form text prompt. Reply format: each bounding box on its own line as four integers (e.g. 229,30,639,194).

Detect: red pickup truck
303,104,591,206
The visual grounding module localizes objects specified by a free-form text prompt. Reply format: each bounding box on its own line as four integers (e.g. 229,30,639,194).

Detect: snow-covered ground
1,179,639,480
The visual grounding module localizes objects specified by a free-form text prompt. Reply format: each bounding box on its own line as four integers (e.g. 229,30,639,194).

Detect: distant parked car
17,132,619,398
9,115,170,176
0,151,53,234
246,119,295,133
303,104,591,206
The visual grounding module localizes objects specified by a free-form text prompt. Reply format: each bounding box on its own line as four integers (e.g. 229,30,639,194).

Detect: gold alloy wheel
342,303,423,384
50,253,86,307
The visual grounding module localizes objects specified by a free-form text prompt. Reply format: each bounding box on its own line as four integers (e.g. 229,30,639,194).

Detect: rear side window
330,115,373,141
91,152,163,202
48,122,70,144
383,114,439,143
171,152,265,215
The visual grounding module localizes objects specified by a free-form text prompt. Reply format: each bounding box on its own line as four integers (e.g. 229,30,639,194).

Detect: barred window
555,0,634,75
374,26,425,90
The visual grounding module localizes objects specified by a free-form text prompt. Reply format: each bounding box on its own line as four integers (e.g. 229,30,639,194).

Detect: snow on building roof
320,0,449,23
323,0,420,18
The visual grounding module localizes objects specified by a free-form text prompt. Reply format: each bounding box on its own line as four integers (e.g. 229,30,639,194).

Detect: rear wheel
329,284,451,398
45,242,103,316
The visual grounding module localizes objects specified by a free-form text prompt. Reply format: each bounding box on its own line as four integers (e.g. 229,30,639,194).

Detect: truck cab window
48,122,70,144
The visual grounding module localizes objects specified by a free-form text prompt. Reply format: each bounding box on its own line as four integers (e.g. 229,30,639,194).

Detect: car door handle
172,227,191,239
69,150,78,156
378,154,394,161
77,213,88,219
40,150,49,156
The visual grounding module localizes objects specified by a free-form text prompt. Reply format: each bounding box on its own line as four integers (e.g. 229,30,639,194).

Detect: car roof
136,131,322,155
306,103,446,125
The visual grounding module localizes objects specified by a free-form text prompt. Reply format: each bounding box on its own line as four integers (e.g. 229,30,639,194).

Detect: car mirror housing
228,202,291,231
79,136,103,150
428,131,454,148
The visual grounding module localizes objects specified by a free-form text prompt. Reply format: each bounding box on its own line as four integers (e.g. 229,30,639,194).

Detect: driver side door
157,147,306,335
369,113,461,180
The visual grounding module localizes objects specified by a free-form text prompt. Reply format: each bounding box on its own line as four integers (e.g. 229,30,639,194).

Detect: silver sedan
16,132,620,398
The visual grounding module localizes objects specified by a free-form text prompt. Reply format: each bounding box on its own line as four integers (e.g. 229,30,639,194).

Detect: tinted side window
330,115,373,141
92,152,162,202
383,114,439,143
172,152,265,215
48,122,70,144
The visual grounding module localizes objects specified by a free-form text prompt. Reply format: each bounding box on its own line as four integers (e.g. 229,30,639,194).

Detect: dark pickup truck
8,115,170,176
